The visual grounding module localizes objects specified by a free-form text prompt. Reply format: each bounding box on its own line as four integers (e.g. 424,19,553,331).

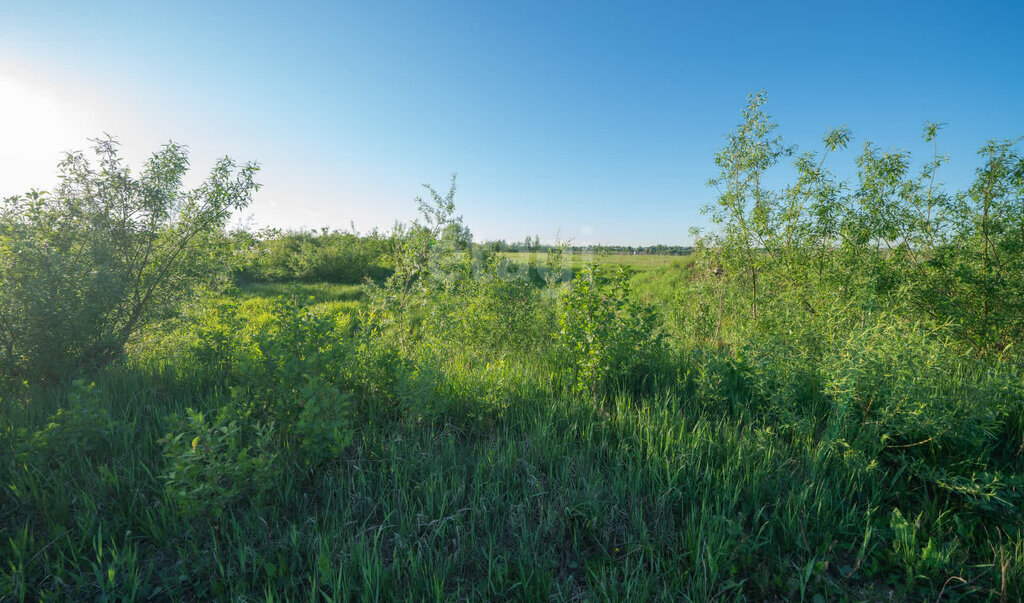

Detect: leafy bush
292,379,355,462
0,137,259,378
363,176,470,350
231,296,355,464
556,265,667,400
457,272,548,354
909,139,1024,354
160,408,280,519
421,259,550,358
234,228,392,284
821,318,1014,453
138,292,358,470
14,380,121,468
129,294,272,376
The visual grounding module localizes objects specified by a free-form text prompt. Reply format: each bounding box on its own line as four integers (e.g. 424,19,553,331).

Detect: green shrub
0,137,259,378
14,380,120,468
231,295,355,464
293,378,355,462
160,408,280,519
138,292,362,464
699,91,1024,361
130,294,272,376
235,228,392,284
422,260,550,358
556,265,667,400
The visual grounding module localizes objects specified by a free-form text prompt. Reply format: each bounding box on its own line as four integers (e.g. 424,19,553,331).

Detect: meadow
2,97,1022,600
498,250,697,272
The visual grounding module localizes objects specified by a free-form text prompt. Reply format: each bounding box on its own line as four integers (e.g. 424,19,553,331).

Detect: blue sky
1,1,1022,245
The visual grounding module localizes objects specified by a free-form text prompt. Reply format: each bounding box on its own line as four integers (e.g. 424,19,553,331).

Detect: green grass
496,252,699,305
231,281,366,315
232,281,365,302
2,262,1021,600
0,358,906,600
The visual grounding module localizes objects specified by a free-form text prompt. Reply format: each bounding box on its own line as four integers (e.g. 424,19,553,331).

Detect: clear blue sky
2,1,1022,245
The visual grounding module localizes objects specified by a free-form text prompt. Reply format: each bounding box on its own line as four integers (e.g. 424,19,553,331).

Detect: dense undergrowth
232,228,394,285
2,269,1020,600
2,95,1023,600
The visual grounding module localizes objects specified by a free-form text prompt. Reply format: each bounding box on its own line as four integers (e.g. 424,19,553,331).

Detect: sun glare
0,72,98,194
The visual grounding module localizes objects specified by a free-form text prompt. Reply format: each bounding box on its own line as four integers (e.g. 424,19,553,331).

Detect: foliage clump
13,380,121,468
0,137,259,378
232,227,392,284
556,265,666,400
698,90,1024,360
160,408,280,519
686,91,1024,582
230,295,356,464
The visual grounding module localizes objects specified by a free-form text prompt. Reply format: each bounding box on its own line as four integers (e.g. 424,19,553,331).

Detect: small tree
700,91,1024,359
918,139,1024,354
0,137,259,377
363,174,468,349
704,90,793,320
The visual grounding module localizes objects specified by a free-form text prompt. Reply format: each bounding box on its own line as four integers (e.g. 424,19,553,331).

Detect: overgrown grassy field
2,96,1023,600
2,259,1021,600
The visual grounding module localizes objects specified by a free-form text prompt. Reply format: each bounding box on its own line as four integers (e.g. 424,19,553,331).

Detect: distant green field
498,251,695,272
495,251,698,307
